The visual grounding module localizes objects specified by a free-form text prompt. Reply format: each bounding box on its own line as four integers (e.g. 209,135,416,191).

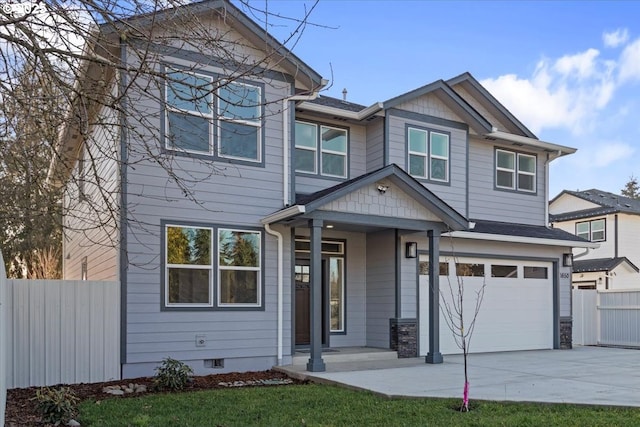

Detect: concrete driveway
281,346,640,407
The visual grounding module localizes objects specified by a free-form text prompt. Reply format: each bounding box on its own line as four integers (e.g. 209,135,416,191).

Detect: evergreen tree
621,175,640,199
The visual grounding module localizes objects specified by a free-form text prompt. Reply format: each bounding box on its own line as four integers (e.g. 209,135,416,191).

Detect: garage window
524,266,548,279
419,261,449,276
491,265,517,278
456,263,484,277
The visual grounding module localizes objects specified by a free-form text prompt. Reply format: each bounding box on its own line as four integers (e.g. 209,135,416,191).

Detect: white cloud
553,48,600,79
618,38,640,82
481,50,617,135
603,28,629,48
588,142,635,167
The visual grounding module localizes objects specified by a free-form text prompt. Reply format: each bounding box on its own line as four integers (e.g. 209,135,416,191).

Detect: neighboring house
47,0,594,377
550,189,640,290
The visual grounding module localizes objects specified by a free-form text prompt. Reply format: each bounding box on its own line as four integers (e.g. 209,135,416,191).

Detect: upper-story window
495,149,536,192
407,127,450,182
576,218,605,242
295,121,348,178
165,68,262,163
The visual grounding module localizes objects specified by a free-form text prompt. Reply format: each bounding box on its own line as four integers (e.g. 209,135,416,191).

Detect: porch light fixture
563,253,573,267
405,242,418,258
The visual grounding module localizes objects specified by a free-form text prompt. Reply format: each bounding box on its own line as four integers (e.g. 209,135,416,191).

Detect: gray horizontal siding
294,116,367,195
366,230,396,348
468,138,546,225
366,119,384,172
386,112,468,215
122,54,294,365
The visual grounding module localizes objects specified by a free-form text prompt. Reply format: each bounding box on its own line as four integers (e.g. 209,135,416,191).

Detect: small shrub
153,357,193,391
32,386,79,425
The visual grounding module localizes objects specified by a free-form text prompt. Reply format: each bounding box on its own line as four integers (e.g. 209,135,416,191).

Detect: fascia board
487,130,576,157
445,230,600,249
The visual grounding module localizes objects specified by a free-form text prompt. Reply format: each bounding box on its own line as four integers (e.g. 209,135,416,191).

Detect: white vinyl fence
5,278,120,389
573,289,640,348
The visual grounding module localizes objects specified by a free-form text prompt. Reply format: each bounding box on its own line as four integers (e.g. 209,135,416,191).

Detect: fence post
1,251,7,426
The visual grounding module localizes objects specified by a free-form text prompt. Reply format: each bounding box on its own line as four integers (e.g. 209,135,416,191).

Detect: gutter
296,101,384,121
486,130,576,158
445,230,600,249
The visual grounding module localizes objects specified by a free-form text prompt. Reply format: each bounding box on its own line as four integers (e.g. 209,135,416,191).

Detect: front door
294,259,327,346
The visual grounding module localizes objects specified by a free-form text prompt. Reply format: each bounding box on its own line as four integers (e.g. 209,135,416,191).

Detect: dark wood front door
295,259,326,346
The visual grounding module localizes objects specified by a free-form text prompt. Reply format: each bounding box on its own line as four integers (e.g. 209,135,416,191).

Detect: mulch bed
5,370,304,426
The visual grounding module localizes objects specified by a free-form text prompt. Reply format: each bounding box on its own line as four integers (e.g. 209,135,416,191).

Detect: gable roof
446,72,536,138
306,95,367,113
382,80,493,135
263,164,469,231
550,189,640,221
573,257,640,273
48,0,325,188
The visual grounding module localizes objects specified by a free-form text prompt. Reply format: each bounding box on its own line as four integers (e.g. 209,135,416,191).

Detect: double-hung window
165,68,262,162
164,223,262,309
295,121,347,178
407,126,450,182
496,149,536,192
218,82,262,161
576,218,605,242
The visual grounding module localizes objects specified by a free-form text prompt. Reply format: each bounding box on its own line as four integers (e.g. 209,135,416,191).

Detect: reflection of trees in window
166,226,212,305
455,263,484,277
219,230,260,305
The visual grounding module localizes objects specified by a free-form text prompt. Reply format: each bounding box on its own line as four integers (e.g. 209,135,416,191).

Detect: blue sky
244,0,640,198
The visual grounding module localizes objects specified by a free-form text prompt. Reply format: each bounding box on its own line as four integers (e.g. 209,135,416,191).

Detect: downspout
264,223,284,365
271,87,324,365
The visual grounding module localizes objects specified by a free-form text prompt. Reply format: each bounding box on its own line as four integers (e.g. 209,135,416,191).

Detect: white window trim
577,218,605,242
429,131,449,182
165,224,214,308
408,127,428,179
517,152,536,192
217,81,262,163
294,121,318,174
408,127,450,182
165,69,215,156
496,149,516,190
217,228,262,307
320,124,348,178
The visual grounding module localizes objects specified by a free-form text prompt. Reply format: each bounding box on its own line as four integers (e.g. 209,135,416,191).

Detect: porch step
292,347,397,365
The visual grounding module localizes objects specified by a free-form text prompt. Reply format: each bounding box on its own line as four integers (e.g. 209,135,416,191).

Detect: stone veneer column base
389,318,417,358
560,317,572,349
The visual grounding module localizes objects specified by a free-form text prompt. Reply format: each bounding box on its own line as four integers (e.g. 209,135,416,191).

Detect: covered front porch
262,165,470,372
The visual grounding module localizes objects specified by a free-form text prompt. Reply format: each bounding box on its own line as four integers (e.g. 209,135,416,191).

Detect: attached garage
419,255,554,355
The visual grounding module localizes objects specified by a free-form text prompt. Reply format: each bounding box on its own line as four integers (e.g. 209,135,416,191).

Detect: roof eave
296,101,385,121
486,130,576,158
445,230,600,249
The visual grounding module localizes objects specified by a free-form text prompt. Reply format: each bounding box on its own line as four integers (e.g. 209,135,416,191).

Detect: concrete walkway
278,346,640,407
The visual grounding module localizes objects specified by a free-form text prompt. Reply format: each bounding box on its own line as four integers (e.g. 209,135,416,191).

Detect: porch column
307,218,326,372
425,229,443,364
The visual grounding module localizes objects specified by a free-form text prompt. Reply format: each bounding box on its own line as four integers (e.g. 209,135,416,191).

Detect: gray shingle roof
551,189,640,221
306,95,367,112
470,219,589,243
572,257,639,273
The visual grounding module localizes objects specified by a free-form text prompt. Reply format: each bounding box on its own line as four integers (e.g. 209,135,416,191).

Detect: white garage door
419,256,553,356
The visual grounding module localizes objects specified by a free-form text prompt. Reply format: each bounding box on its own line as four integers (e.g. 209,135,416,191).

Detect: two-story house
48,0,593,377
550,189,640,290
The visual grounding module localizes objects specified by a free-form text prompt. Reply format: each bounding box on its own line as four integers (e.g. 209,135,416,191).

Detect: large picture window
496,149,536,192
165,69,262,162
164,223,262,309
295,121,347,178
407,126,450,182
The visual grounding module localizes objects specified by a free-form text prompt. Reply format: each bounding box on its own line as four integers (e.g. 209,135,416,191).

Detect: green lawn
78,383,640,427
